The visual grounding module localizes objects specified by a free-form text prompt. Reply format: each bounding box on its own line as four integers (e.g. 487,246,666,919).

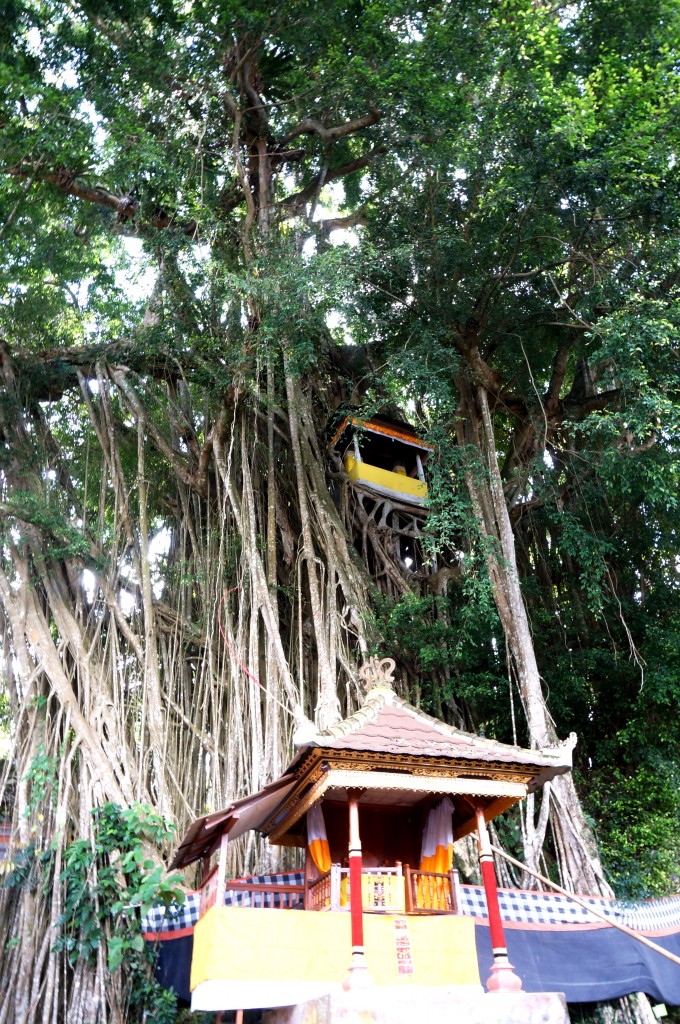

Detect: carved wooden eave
263,767,529,845
328,416,435,454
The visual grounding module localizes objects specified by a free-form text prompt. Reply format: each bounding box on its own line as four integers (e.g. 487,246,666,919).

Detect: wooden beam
453,796,521,842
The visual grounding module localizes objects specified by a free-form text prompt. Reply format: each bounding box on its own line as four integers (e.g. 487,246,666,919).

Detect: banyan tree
1,2,679,1022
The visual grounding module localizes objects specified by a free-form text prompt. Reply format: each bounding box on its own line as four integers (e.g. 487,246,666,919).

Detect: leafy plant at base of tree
53,803,184,1024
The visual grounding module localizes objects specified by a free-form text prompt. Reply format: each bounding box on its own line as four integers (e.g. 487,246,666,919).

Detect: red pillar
476,806,522,992
343,789,373,990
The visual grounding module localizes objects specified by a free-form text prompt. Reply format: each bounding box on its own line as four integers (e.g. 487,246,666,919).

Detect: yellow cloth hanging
307,802,331,874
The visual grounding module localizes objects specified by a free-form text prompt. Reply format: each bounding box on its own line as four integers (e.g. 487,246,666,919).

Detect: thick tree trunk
456,374,656,1023
457,376,610,893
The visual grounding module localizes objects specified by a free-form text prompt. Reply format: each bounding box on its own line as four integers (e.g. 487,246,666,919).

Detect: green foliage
1,843,43,893
549,510,614,616
3,490,91,562
422,438,484,559
53,803,184,1023
0,685,10,732
587,763,680,899
370,589,515,740
22,746,57,822
371,592,458,677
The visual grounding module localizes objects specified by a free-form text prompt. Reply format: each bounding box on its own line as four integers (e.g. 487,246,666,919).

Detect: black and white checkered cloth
143,894,201,934
142,872,305,934
222,871,305,909
142,873,680,936
459,885,680,931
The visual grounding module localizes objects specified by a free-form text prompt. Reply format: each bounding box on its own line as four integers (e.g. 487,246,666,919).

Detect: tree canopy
1,1,679,1021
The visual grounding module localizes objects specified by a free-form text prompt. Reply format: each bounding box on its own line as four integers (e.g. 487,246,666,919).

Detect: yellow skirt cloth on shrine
191,906,479,994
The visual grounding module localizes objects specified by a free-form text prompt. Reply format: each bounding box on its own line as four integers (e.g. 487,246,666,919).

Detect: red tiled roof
295,686,573,774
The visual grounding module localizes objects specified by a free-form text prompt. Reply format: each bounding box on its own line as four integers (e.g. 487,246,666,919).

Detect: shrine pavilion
329,416,434,507
170,657,574,1017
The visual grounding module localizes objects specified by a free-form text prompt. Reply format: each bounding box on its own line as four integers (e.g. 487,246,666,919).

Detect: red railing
200,863,460,917
308,870,332,911
199,871,305,918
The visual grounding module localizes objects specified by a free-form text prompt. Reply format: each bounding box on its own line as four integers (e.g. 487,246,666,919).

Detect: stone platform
262,986,570,1024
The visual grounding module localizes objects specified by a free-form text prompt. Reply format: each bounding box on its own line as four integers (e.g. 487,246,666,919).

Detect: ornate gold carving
267,773,332,844
294,750,325,779
359,656,396,690
323,769,527,800
263,746,537,839
322,759,379,773
409,765,530,784
302,748,536,782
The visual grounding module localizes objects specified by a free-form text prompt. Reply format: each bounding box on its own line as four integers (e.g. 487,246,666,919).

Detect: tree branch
278,148,384,219
563,389,621,418
281,106,381,145
315,207,369,235
4,162,200,237
545,340,573,415
110,366,210,498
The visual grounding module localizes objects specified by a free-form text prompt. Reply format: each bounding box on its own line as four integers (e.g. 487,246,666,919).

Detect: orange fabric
418,797,454,909
307,802,331,874
420,796,454,874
